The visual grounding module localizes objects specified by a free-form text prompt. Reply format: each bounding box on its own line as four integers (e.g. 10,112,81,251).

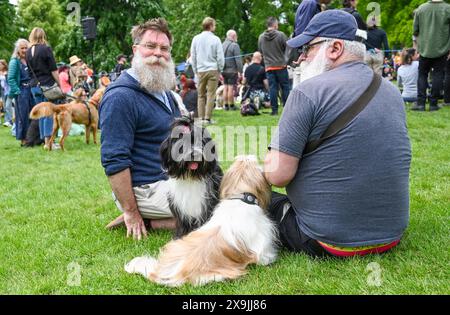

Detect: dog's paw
124,256,157,277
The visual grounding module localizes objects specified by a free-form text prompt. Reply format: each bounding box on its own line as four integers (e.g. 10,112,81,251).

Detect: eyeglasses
136,42,171,53
298,39,329,57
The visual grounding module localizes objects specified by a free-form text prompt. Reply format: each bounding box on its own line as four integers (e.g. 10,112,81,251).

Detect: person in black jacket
112,54,127,81
26,27,61,150
342,0,367,30
365,18,391,58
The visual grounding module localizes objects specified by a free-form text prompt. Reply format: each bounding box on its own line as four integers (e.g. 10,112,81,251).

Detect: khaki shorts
112,180,173,219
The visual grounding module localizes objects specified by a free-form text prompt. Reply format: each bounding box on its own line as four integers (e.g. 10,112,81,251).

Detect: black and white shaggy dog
160,116,223,238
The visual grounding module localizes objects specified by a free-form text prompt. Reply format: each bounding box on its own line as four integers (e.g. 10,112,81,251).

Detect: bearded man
264,10,411,258
99,18,180,240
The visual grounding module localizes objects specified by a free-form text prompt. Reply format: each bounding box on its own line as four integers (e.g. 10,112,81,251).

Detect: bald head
252,52,262,64
226,30,237,42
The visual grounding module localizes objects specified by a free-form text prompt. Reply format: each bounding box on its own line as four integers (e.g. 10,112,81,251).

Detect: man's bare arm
264,149,300,187
108,168,147,240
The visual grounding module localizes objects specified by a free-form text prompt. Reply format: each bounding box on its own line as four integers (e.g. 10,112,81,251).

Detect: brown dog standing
29,88,106,151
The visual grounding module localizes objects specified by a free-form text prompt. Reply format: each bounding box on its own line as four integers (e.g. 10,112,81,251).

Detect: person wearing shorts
222,29,243,111
100,18,181,240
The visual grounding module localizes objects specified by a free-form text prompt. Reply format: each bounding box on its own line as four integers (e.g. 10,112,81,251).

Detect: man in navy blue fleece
100,18,181,240
291,0,331,87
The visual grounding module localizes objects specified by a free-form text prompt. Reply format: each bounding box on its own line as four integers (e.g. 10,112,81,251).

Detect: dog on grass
29,87,106,151
125,155,278,287
160,116,223,238
215,85,225,109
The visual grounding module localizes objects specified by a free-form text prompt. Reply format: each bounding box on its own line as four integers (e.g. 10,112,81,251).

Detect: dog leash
65,95,93,126
82,101,92,126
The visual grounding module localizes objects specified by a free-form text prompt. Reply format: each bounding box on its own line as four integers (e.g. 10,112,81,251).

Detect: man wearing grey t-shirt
264,10,411,258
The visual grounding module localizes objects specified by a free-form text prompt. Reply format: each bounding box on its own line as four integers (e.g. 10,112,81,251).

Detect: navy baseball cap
287,10,364,48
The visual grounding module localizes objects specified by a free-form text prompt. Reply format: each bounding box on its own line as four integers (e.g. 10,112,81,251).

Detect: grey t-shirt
397,61,419,99
270,62,411,247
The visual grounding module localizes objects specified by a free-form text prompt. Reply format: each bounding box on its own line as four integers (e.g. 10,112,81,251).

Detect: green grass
0,105,449,295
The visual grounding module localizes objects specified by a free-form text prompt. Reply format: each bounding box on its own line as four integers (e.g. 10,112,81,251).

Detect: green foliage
0,0,22,61
0,0,437,71
55,0,166,72
18,0,66,50
165,0,300,63
0,105,449,294
357,0,429,49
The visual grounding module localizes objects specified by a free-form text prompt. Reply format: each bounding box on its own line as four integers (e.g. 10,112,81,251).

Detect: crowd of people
0,1,449,260
0,28,112,149
99,0,448,260
100,7,414,259
2,1,448,145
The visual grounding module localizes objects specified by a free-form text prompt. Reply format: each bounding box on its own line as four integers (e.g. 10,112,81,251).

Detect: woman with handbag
7,39,34,146
26,27,63,150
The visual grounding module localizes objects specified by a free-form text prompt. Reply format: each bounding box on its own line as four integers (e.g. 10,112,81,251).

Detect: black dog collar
229,193,259,206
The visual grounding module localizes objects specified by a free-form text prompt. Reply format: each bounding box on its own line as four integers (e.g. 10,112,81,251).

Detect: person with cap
258,17,290,116
69,55,87,90
264,10,411,258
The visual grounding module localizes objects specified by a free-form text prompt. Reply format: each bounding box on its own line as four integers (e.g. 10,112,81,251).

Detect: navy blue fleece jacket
99,72,180,187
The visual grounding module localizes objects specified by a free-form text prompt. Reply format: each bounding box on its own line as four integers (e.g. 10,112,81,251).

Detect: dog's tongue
189,162,199,170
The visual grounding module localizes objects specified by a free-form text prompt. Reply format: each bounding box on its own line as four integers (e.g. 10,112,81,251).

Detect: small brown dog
30,87,106,151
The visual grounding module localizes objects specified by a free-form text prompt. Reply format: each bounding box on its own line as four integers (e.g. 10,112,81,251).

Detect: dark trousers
15,87,34,141
266,69,291,114
267,192,330,258
444,58,450,104
418,55,447,107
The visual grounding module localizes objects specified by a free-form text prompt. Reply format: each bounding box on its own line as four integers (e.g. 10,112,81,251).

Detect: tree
18,0,66,49
56,0,166,72
0,0,22,61
357,0,428,49
165,0,300,63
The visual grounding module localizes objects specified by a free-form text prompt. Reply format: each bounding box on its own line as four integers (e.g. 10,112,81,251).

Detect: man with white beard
99,18,180,240
264,10,411,258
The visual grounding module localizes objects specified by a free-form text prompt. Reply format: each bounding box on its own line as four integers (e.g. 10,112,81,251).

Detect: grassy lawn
0,104,449,295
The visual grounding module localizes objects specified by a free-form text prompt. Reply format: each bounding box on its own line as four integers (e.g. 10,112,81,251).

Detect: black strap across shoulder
303,71,382,155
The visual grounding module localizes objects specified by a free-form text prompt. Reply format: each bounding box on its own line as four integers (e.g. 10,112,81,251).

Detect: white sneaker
52,143,61,150
3,122,12,127
44,143,61,150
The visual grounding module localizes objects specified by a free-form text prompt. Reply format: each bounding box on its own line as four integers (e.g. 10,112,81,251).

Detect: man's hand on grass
124,210,147,241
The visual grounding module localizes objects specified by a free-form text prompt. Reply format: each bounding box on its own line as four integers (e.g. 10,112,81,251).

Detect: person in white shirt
397,48,419,103
190,17,224,124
